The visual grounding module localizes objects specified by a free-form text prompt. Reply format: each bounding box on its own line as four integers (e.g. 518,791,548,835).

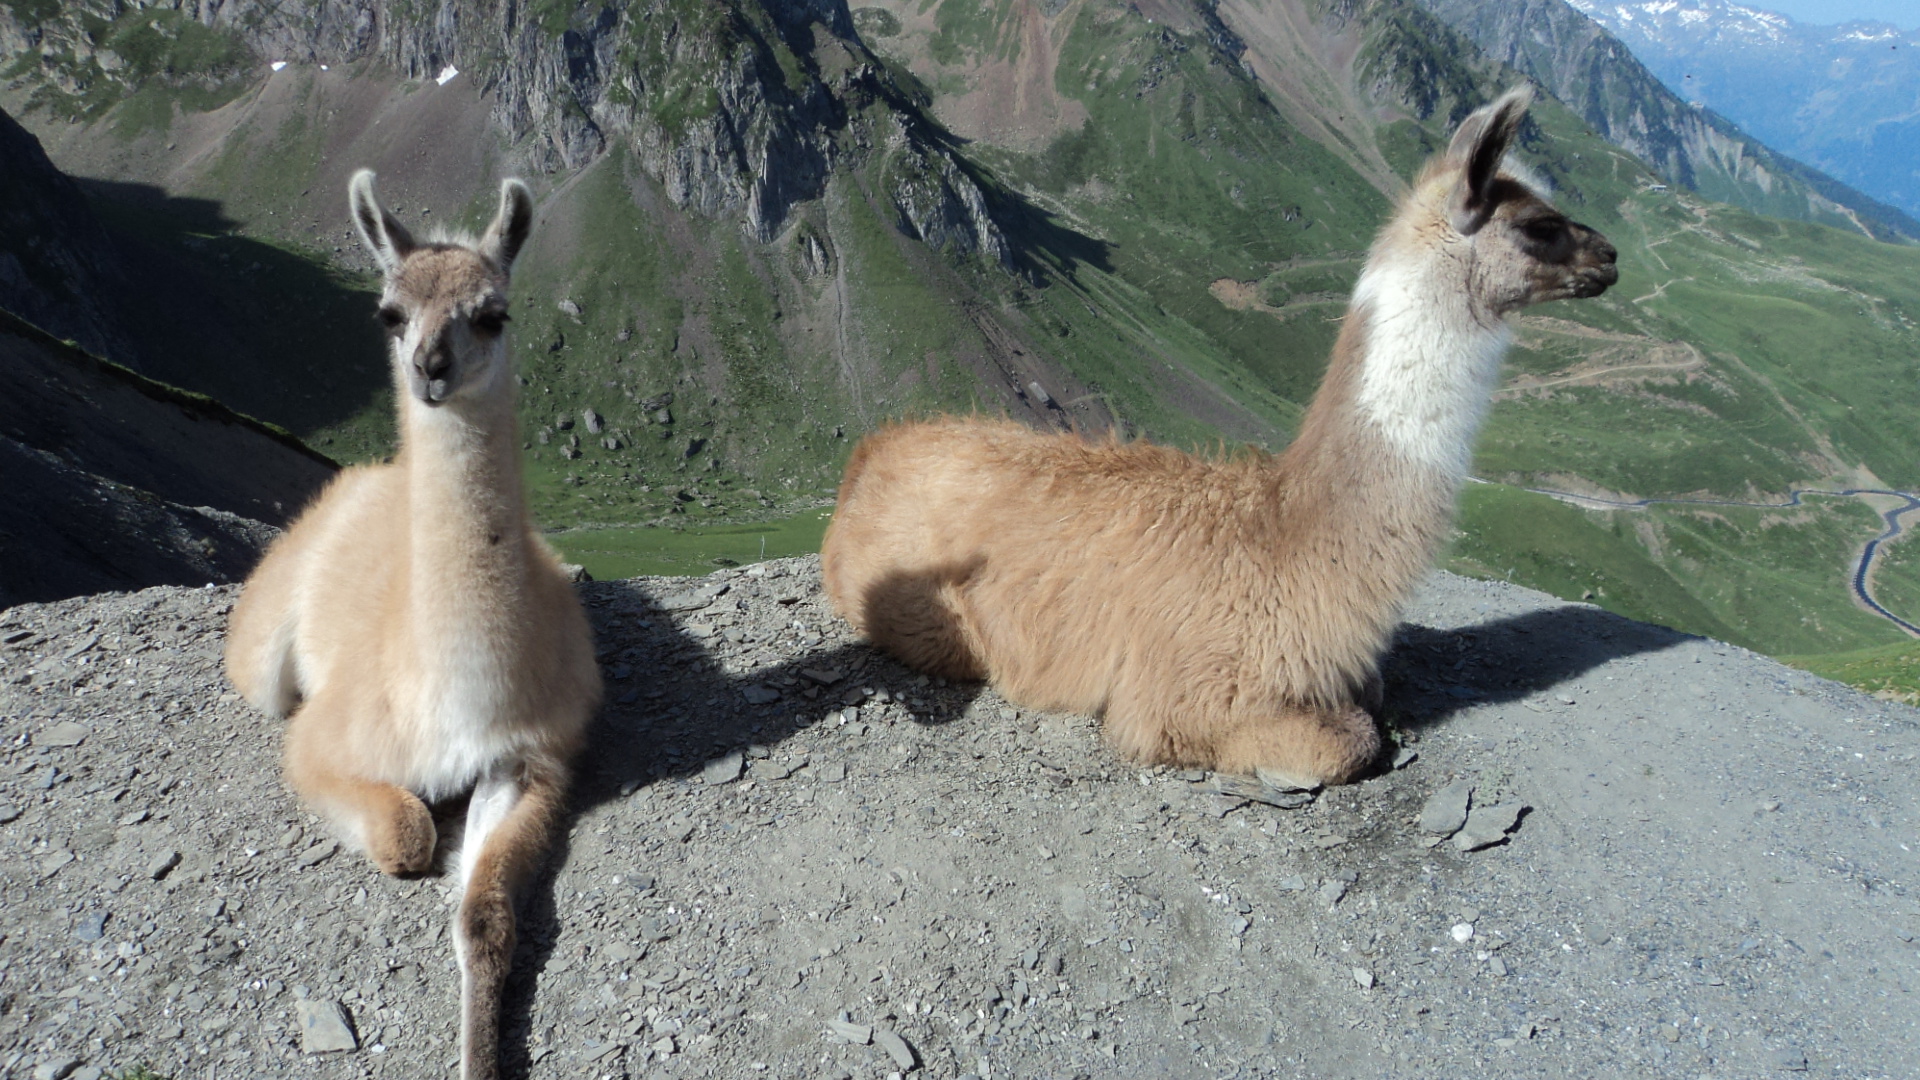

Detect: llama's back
823,417,1285,718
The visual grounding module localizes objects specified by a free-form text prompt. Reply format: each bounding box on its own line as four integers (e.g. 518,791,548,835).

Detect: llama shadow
494,563,986,1069
1380,604,1694,731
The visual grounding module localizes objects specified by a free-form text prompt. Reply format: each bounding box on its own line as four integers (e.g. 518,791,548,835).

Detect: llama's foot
366,787,437,876
1214,702,1382,787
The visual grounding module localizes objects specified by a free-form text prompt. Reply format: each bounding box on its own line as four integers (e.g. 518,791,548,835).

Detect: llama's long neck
1345,254,1512,480
398,386,532,616
1270,246,1512,656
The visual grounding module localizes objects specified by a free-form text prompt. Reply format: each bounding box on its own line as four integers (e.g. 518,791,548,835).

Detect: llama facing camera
821,86,1618,788
224,171,602,1080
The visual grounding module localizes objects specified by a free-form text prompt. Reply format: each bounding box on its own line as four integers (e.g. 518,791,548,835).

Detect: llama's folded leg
454,757,569,1080
283,700,436,875
1212,702,1382,787
857,570,986,681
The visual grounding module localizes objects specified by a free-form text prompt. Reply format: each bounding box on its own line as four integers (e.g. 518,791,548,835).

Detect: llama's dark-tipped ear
1446,85,1533,235
480,178,534,274
348,169,415,274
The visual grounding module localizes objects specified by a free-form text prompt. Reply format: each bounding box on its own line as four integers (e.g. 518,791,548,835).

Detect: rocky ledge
0,556,1915,1078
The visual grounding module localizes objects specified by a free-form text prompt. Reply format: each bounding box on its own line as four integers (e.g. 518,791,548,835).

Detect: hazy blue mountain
1419,0,1920,240
1571,0,1920,219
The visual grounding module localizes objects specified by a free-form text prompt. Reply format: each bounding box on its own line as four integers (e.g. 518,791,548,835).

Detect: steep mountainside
0,309,337,606
0,108,142,363
4,0,1920,679
1572,0,1920,221
1417,0,1920,241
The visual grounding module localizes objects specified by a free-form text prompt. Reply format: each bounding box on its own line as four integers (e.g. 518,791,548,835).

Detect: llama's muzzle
412,343,454,404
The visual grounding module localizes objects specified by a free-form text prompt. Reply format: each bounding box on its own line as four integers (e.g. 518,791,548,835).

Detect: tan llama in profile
822,87,1617,787
225,171,600,1079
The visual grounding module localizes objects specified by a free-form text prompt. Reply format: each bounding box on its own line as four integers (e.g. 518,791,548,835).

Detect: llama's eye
471,311,509,334
377,306,407,333
1522,219,1567,243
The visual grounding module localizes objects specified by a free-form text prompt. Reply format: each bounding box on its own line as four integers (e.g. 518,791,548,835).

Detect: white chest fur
1351,257,1512,479
402,633,529,801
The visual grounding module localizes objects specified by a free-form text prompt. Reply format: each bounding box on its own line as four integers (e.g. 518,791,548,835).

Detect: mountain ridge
1571,0,1920,220
1416,0,1920,241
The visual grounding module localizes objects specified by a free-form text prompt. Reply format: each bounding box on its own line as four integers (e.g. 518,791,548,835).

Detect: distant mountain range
1418,0,1920,241
1570,0,1920,220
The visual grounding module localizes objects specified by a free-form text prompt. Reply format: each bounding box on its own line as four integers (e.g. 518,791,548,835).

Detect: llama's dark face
1470,179,1619,314
348,171,534,408
1435,88,1620,317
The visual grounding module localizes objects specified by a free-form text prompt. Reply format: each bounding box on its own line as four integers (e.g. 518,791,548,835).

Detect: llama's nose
416,353,452,382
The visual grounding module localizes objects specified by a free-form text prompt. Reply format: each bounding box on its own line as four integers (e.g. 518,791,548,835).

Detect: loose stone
295,998,358,1053
146,850,181,880
1453,803,1527,851
1419,781,1474,836
874,1028,916,1069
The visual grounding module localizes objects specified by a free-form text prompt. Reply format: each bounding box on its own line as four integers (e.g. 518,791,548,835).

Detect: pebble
656,582,729,612
1774,1047,1808,1071
1452,923,1475,943
743,685,781,705
1352,967,1375,989
296,840,340,867
827,1019,872,1045
873,1028,915,1069
1318,879,1348,907
1453,802,1527,851
1211,775,1313,809
1392,747,1418,769
146,850,181,880
1253,767,1322,793
0,804,20,824
32,1058,81,1080
73,911,106,942
38,849,74,879
1277,875,1307,892
295,998,358,1053
702,752,745,784
35,721,90,747
815,761,847,783
1419,780,1474,836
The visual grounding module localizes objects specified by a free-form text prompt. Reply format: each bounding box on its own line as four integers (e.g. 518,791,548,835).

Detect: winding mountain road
1511,483,1920,637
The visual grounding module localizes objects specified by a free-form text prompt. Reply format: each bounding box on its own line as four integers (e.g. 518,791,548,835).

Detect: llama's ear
1446,85,1533,236
348,169,415,275
480,179,534,274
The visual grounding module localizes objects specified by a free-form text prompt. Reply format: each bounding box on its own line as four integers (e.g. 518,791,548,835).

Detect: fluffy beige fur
822,87,1617,786
225,171,599,1080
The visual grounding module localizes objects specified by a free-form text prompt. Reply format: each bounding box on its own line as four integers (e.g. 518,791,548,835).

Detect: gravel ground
1,555,1916,1080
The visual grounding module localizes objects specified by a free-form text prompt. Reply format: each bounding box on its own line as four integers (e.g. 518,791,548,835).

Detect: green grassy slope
9,0,1920,692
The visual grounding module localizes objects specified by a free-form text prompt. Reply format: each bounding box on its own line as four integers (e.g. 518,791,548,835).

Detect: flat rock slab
1454,801,1528,851
874,1027,916,1069
294,998,357,1054
1419,779,1474,835
34,721,89,747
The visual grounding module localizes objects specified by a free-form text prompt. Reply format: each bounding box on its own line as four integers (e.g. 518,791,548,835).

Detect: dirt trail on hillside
1,558,1915,1080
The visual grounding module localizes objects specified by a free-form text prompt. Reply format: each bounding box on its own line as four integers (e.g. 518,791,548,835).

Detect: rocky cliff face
1415,0,1920,242
0,0,1004,253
